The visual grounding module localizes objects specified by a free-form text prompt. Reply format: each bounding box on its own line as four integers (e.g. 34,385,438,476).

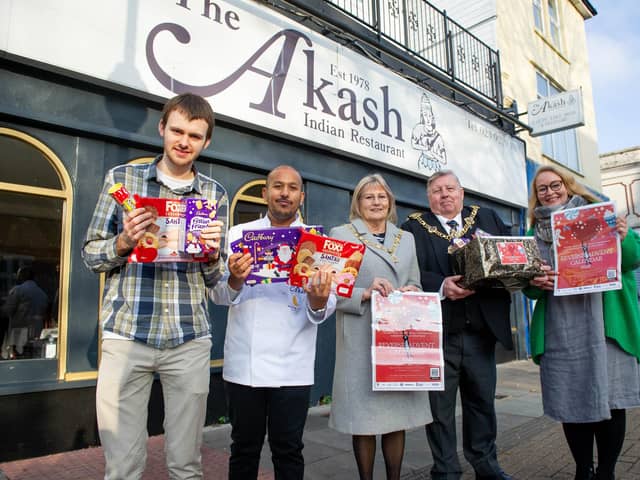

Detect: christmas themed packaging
289,230,366,297
230,226,323,285
451,236,544,292
182,198,218,255
108,185,219,263
108,183,136,212
128,197,210,263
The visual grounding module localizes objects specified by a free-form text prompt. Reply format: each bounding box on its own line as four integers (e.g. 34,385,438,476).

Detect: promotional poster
371,291,444,391
551,202,621,295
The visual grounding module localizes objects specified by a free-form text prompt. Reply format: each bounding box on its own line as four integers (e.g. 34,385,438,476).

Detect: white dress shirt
210,215,337,387
435,212,463,299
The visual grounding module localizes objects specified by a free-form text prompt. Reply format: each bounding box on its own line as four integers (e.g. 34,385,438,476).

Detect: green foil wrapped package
451,236,544,292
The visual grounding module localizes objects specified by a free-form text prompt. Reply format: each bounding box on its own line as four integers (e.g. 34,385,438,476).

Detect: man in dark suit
401,170,513,480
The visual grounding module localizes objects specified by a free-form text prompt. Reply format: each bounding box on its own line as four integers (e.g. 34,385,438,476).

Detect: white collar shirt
210,215,337,387
434,212,463,235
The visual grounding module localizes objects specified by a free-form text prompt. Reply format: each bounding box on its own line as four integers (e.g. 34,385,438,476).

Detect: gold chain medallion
348,224,403,263
408,205,480,241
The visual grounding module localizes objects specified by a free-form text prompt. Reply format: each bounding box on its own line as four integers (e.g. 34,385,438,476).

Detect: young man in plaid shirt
83,93,227,480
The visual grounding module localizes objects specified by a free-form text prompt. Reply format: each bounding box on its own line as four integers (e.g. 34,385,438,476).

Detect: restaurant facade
0,0,530,459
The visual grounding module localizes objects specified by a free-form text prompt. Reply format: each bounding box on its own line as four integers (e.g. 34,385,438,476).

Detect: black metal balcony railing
324,0,503,107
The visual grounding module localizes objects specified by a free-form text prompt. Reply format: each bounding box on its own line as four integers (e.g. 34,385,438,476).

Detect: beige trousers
96,337,211,480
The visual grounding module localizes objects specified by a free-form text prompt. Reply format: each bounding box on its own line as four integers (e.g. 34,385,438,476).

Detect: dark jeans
427,330,501,480
225,381,311,480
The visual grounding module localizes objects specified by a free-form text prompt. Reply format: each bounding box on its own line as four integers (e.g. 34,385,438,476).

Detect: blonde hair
350,174,398,224
528,165,600,227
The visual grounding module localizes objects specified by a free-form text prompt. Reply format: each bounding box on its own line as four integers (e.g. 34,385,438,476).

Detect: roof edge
570,0,597,19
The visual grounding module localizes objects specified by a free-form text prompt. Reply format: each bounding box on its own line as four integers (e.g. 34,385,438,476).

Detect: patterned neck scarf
534,195,587,243
533,195,587,267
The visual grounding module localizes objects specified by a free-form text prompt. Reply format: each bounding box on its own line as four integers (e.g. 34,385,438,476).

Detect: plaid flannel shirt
82,157,228,348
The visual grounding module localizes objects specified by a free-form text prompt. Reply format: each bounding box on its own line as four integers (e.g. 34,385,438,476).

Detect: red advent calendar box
289,231,365,298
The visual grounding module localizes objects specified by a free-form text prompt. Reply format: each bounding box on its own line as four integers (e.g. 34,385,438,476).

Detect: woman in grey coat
329,174,432,480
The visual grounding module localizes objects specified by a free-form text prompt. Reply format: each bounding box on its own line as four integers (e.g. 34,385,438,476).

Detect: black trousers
225,381,311,480
426,330,502,480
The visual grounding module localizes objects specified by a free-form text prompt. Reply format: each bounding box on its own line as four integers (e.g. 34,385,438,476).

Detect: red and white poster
371,291,444,391
551,201,621,296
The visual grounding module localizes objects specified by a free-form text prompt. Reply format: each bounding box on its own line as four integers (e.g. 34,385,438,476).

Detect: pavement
3,359,640,479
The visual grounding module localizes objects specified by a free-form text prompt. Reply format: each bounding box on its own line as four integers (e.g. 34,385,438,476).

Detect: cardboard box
182,198,217,255
230,226,323,285
289,231,365,297
128,197,208,263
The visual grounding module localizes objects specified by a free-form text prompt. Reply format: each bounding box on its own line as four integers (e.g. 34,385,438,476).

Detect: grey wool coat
328,219,433,435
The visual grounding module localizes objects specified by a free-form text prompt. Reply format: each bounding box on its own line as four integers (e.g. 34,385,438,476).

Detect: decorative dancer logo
411,93,447,173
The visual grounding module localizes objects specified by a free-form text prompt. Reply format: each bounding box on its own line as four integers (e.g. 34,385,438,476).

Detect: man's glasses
536,180,563,195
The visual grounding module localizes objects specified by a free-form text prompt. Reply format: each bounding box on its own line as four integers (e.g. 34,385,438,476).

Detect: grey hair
426,169,462,190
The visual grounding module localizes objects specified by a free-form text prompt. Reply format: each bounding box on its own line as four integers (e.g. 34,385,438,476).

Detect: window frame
532,0,544,32
533,0,563,51
547,0,561,47
230,179,268,228
0,128,73,383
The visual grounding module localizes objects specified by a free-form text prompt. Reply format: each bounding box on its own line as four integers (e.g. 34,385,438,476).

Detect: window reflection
234,201,267,225
0,135,62,189
233,180,268,226
243,184,264,198
0,191,62,360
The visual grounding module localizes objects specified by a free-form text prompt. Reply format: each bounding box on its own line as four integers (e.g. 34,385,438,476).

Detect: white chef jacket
211,216,337,387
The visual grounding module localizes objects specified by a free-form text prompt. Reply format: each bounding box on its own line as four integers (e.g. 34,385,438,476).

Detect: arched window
0,128,72,378
230,180,267,227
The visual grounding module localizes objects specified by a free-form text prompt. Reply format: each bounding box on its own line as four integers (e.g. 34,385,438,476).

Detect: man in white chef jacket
211,165,336,480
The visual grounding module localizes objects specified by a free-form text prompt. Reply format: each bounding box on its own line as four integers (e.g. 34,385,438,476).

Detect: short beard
268,209,297,224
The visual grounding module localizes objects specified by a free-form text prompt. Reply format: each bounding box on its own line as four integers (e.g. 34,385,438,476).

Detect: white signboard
528,89,584,137
0,0,528,206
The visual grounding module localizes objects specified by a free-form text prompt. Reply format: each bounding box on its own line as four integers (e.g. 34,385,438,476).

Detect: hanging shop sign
528,89,585,137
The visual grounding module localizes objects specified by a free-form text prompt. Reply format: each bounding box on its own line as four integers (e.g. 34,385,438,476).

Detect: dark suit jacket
401,206,513,349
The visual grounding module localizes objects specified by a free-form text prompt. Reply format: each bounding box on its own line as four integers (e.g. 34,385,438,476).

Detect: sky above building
585,1,640,154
